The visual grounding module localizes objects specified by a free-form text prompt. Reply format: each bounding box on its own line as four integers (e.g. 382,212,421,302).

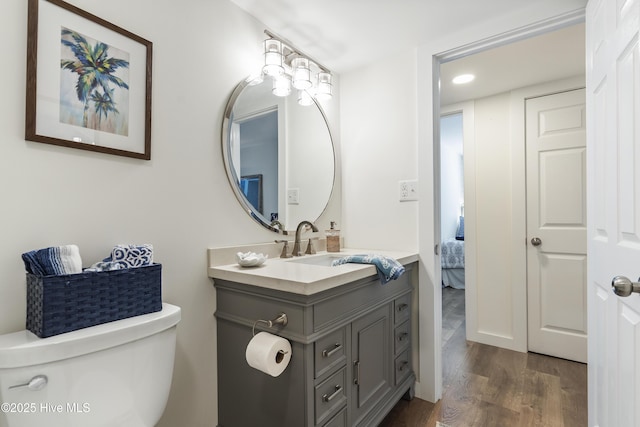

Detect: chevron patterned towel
108,244,154,268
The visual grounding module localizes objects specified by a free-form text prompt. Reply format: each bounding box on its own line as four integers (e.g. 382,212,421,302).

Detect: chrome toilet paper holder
251,313,288,336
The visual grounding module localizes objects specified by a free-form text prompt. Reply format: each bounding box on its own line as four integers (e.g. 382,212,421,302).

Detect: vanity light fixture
261,30,333,105
452,73,475,84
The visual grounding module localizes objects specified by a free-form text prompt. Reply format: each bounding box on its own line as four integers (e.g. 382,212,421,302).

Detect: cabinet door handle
322,343,342,358
397,332,409,342
397,303,409,312
353,360,360,385
322,385,343,402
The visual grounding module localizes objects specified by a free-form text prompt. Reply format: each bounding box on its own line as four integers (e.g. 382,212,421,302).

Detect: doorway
436,23,586,368
439,111,466,354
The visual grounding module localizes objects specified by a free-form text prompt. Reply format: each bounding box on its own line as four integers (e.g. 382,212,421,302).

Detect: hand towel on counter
22,245,83,276
331,254,405,284
108,244,153,268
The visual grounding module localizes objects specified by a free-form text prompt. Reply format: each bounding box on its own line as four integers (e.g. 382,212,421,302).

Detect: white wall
472,92,517,338
340,49,418,252
0,1,340,425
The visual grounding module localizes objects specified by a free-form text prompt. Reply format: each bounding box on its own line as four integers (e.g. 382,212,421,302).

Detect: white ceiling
229,0,586,106
229,0,587,74
440,23,585,106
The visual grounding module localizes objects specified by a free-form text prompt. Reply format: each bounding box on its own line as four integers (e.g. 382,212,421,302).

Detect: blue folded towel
22,245,83,276
331,254,405,284
84,261,125,272
106,244,153,268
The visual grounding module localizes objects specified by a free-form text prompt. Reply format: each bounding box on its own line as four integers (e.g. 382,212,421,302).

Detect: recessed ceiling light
452,74,475,85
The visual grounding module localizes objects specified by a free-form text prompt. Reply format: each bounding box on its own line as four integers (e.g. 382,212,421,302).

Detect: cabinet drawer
394,294,411,325
394,350,411,386
394,320,410,355
314,273,410,332
314,328,347,378
315,367,347,425
322,407,347,427
216,285,305,336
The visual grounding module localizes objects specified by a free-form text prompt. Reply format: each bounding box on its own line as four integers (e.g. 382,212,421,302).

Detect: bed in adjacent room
441,238,465,289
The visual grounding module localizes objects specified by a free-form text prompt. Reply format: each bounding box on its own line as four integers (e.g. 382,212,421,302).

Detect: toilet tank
0,303,181,427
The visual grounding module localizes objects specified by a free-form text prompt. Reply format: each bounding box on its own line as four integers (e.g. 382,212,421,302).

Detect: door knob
531,237,542,246
612,276,640,297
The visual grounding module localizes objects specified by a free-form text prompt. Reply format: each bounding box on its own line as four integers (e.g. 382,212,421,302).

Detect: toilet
0,303,181,427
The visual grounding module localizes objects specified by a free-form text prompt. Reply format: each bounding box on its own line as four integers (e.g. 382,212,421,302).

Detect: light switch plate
287,188,300,205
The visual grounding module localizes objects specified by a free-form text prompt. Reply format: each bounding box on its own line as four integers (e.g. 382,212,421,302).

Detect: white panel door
587,0,640,426
526,89,587,363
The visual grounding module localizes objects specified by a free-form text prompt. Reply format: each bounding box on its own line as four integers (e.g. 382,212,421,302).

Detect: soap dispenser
326,221,340,252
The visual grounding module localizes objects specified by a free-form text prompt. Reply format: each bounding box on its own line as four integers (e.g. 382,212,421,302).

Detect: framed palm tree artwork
25,0,152,160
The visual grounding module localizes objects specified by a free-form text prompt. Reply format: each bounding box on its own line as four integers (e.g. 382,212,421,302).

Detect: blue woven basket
26,263,162,338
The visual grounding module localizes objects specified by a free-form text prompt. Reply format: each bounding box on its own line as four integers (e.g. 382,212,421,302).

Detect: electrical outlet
399,180,418,202
287,188,300,205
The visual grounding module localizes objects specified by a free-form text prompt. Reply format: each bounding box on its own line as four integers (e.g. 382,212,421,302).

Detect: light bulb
292,57,312,90
272,76,291,97
298,90,314,106
316,72,332,100
263,39,284,77
452,74,475,84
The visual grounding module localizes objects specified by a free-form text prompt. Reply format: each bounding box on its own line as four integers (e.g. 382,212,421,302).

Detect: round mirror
222,77,335,233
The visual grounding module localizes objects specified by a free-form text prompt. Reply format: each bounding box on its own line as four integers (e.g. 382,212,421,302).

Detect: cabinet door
351,304,391,425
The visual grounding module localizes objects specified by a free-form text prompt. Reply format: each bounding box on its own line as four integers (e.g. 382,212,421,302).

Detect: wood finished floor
379,287,587,427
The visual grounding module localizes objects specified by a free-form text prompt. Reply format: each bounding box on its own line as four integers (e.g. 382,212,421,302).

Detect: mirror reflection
222,77,335,232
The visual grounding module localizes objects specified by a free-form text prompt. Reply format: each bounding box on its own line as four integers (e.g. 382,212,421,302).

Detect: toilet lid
0,303,180,369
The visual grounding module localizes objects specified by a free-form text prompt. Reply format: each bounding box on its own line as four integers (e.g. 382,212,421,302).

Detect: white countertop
208,248,418,296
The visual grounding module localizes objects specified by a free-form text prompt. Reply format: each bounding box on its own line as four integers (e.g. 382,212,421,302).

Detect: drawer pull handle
398,360,409,372
397,332,409,342
322,343,342,358
322,385,343,402
397,303,409,312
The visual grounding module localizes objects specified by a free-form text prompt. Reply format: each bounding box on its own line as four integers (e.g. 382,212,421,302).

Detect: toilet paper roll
245,332,292,377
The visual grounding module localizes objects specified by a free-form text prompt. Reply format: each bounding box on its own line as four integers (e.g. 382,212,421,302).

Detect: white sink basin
286,254,345,267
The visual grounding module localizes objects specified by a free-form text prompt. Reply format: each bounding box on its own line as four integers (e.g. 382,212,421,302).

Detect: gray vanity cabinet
214,262,416,427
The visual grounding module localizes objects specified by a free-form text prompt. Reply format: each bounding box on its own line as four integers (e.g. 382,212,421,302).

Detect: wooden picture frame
26,0,153,160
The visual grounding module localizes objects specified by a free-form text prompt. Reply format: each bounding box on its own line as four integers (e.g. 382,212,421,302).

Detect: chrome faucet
292,220,318,256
